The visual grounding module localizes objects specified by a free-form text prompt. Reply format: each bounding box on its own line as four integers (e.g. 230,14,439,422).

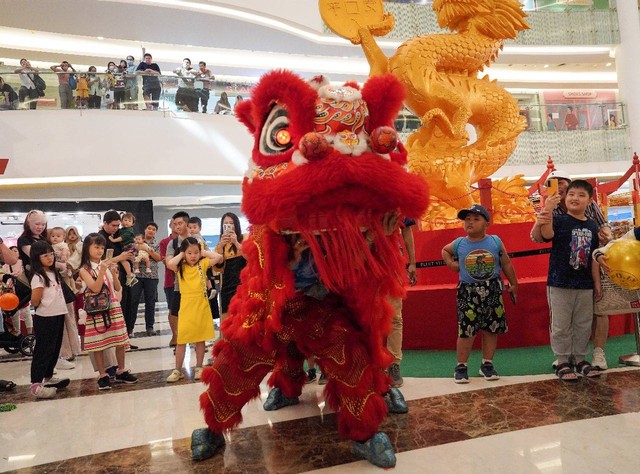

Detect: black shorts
171,291,181,317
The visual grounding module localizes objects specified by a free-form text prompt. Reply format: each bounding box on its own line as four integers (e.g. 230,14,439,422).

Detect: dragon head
236,70,429,289
433,0,528,39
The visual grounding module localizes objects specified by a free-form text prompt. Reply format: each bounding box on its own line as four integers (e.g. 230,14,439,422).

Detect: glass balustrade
0,71,251,114
394,102,627,134
333,1,621,45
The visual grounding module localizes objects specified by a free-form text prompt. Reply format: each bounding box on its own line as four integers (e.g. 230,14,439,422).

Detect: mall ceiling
0,0,616,88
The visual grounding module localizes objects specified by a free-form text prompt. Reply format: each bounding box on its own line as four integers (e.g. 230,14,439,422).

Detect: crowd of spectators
5,54,245,114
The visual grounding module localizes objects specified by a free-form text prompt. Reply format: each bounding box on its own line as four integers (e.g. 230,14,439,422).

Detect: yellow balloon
605,239,640,290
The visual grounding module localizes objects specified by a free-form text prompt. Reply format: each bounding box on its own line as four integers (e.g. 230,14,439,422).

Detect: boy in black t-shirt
539,180,601,382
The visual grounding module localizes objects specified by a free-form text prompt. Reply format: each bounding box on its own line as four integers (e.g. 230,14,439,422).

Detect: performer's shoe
384,387,409,414
352,432,396,468
263,388,299,411
191,428,225,461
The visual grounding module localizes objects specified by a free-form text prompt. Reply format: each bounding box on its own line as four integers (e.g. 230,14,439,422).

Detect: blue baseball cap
457,204,490,222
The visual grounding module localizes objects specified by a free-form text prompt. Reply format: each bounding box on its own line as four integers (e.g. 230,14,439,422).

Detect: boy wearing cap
442,204,518,383
540,180,601,381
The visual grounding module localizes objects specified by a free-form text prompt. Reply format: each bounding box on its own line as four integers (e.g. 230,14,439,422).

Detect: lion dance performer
191,70,429,468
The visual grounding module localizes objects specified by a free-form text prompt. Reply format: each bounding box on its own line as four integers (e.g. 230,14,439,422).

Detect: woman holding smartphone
213,213,246,322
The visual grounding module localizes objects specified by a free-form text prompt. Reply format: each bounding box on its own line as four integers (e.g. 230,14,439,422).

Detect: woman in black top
213,213,246,320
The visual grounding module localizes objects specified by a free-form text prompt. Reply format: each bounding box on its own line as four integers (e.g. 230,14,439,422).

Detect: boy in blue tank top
442,205,518,384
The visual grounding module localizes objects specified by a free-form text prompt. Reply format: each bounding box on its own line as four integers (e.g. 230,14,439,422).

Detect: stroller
0,273,35,357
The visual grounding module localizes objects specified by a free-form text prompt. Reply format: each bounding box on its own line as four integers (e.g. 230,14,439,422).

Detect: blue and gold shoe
352,432,396,468
191,428,225,461
385,387,408,414
263,387,299,411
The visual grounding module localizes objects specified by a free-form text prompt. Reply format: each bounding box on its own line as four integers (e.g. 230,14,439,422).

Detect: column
616,1,640,155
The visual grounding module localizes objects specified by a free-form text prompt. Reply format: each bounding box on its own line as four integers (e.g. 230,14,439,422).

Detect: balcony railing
0,71,251,114
394,102,627,133
328,3,621,45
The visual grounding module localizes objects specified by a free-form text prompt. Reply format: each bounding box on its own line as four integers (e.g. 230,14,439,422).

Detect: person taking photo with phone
213,213,246,324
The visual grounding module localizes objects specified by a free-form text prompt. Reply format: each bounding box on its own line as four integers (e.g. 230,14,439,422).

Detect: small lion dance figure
191,70,429,468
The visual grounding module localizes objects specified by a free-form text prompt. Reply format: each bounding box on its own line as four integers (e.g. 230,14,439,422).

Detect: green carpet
400,334,639,378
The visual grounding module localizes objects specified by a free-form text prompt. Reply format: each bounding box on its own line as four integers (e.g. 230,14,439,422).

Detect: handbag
62,281,76,304
28,74,46,97
82,269,111,315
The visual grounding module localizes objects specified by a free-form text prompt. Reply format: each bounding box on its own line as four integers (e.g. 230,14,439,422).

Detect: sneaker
318,373,328,385
55,358,75,370
479,362,500,381
146,328,157,336
167,369,184,383
145,268,152,273
97,375,112,390
134,268,141,274
454,363,469,384
592,347,608,370
305,368,317,384
194,367,203,380
32,384,57,399
125,274,139,287
43,377,70,389
115,370,138,384
388,363,403,388
106,366,117,382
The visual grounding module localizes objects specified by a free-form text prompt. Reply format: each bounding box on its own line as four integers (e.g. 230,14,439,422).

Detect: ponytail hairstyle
29,240,60,287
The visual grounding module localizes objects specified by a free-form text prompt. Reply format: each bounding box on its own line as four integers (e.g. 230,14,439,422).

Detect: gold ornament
323,0,532,229
319,0,393,43
605,239,640,290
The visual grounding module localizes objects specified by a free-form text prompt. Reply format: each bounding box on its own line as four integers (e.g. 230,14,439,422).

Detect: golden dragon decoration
320,0,536,229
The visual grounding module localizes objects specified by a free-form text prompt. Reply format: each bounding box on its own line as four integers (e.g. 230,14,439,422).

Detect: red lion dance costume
192,70,429,468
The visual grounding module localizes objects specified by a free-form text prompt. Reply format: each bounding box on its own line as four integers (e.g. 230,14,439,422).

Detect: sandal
576,360,601,378
0,380,17,392
555,363,578,382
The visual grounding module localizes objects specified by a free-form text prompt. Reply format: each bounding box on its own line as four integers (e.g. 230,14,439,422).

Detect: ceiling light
97,36,104,40
606,62,612,67
543,64,549,68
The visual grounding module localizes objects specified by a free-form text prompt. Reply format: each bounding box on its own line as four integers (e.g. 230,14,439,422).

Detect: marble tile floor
2,314,640,473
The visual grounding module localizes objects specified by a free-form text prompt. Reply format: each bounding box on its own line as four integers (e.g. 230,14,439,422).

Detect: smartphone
223,223,233,234
106,249,114,259
546,178,558,196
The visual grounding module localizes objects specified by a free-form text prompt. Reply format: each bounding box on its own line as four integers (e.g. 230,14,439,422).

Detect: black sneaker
106,366,117,382
43,377,70,389
98,375,112,390
305,368,317,384
479,362,500,381
115,370,138,384
454,364,469,384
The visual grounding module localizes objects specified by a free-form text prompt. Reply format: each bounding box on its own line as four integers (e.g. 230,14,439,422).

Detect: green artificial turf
400,334,639,378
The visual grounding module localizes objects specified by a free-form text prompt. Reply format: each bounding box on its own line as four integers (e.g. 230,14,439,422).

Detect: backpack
69,74,77,90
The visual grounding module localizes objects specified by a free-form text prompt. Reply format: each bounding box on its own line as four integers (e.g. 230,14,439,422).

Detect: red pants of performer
200,294,390,442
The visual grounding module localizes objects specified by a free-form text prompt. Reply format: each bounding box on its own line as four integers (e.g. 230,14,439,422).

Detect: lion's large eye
259,105,293,155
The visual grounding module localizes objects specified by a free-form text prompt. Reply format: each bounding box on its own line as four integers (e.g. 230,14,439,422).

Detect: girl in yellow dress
166,237,222,382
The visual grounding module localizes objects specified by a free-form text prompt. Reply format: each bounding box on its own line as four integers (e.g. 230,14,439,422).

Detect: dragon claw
191,428,225,461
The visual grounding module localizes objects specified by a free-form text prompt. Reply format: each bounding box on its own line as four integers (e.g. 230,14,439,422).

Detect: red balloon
0,292,19,311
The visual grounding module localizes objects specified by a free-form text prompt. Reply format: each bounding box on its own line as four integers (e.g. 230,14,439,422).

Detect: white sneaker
32,384,57,399
592,347,608,370
55,358,75,370
166,369,184,383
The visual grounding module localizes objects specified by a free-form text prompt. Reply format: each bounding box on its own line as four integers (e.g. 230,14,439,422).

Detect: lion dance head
235,70,429,292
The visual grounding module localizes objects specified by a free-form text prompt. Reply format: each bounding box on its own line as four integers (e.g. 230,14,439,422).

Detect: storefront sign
562,90,597,99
